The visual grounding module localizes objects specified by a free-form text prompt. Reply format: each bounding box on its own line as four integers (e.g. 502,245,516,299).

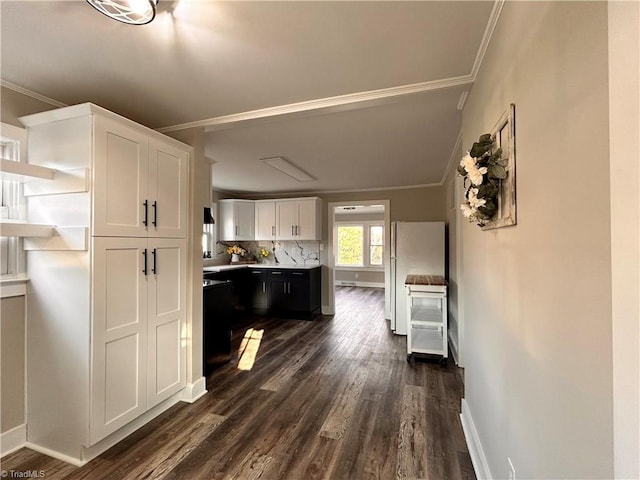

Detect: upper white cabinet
223,197,322,241
220,199,255,241
93,116,187,238
276,198,322,240
255,200,276,240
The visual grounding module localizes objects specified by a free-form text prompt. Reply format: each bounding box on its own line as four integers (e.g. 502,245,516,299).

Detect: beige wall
608,2,640,478
1,295,26,433
461,2,613,478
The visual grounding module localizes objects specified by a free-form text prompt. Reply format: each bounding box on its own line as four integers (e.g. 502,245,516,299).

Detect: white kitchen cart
405,275,448,366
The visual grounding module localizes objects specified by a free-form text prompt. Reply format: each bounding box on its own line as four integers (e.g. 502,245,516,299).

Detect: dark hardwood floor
1,286,475,480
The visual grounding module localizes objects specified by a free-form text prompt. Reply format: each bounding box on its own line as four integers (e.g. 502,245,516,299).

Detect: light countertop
203,264,321,273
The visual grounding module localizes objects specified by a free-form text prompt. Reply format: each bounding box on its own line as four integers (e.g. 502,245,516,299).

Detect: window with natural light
336,222,384,269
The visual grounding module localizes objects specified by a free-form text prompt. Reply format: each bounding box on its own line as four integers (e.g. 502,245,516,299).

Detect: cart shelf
405,275,448,365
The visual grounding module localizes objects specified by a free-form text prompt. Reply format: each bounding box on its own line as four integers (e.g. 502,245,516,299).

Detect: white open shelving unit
405,278,448,365
0,156,88,250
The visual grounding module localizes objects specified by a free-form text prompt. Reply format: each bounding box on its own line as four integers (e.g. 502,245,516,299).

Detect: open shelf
0,158,56,182
0,221,53,238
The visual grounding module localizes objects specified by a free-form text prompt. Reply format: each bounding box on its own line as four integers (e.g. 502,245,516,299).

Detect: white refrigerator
390,221,445,335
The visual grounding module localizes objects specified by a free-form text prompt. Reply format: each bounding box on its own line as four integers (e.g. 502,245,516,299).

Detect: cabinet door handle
152,248,157,274
272,225,275,236
262,281,266,293
292,272,303,276
271,271,282,275
283,283,287,293
291,225,294,236
236,225,238,236
143,200,148,227
295,225,299,236
152,201,157,227
142,248,148,275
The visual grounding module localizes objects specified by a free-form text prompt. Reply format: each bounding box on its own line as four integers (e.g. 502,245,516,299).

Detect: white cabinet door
93,116,149,237
148,139,188,239
255,201,276,240
219,200,255,241
296,198,320,240
236,201,255,240
90,237,148,445
276,201,297,240
147,238,186,408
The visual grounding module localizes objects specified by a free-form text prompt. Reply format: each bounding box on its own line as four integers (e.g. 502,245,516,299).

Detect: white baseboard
25,390,186,466
334,281,384,288
1,424,26,457
24,442,85,467
460,399,492,479
179,377,207,403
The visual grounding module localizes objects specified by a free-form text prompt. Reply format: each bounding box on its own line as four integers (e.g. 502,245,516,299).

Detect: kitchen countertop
404,274,447,286
203,264,321,273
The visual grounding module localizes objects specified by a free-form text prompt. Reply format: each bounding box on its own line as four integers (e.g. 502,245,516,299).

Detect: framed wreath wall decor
458,104,517,229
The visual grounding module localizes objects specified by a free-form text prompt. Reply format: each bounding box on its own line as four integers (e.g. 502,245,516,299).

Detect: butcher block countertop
404,274,448,286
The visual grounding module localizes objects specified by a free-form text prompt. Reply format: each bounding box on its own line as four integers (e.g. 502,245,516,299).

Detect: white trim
457,91,469,111
460,399,492,480
327,200,391,321
24,443,85,467
334,281,384,289
0,424,26,457
229,182,443,198
0,280,27,298
179,377,208,403
158,76,474,133
0,80,67,108
440,130,463,186
469,0,506,80
448,330,459,366
334,266,384,273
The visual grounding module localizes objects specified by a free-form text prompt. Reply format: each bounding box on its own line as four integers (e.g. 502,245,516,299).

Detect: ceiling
1,0,499,195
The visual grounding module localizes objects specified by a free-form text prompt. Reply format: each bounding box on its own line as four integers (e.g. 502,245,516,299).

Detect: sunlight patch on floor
237,328,264,371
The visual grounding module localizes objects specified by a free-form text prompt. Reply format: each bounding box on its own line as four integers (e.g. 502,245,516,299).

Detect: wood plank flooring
1,286,475,480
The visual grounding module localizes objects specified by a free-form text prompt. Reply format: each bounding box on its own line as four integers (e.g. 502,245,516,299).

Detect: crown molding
470,0,505,80
156,75,473,133
0,80,67,108
440,130,464,186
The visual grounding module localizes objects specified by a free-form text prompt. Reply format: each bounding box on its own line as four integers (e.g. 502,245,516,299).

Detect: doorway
326,200,391,318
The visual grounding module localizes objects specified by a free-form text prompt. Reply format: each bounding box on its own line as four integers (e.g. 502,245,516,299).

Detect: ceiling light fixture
86,0,158,25
262,157,316,182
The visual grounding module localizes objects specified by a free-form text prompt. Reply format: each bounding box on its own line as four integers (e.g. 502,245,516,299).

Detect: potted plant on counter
227,245,246,263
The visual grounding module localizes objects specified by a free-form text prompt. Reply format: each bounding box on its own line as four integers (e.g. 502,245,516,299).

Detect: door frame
326,199,391,317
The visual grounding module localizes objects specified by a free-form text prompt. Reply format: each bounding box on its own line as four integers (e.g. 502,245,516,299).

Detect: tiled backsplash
217,240,321,266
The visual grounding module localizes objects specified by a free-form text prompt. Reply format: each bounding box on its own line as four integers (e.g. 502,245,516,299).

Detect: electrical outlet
355,273,359,279
508,457,516,480
319,243,324,251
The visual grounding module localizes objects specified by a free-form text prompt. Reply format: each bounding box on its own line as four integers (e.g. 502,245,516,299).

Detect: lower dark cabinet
202,279,233,374
204,266,321,318
268,268,321,316
246,269,268,313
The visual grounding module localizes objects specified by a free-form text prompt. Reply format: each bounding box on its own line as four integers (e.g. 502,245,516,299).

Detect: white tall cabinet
20,103,190,464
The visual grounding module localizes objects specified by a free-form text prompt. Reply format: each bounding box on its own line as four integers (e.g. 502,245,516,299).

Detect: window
369,225,383,265
337,225,363,266
1,123,27,277
336,222,384,269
